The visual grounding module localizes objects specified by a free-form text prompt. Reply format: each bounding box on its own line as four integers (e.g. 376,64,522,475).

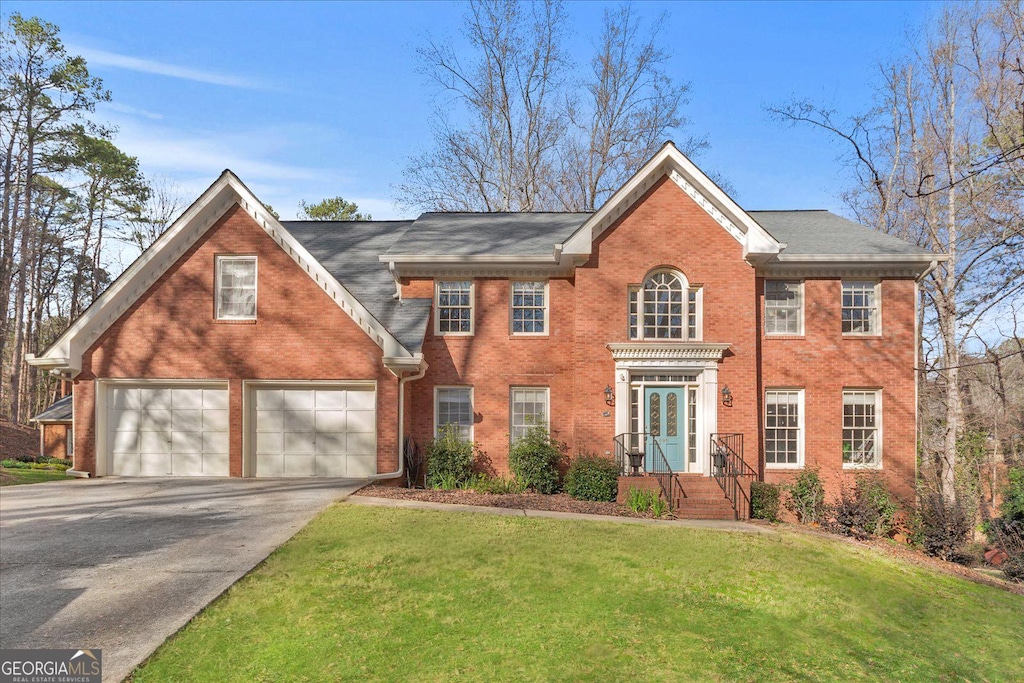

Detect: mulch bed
354,485,655,518
0,420,37,460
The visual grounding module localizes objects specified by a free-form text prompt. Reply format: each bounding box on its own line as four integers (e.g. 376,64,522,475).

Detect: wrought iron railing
710,433,755,520
613,432,680,509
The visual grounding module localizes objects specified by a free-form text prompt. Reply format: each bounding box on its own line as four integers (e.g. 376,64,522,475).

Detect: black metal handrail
710,433,754,520
614,432,679,509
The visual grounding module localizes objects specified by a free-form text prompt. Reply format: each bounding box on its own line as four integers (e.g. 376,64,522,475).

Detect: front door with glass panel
644,387,686,471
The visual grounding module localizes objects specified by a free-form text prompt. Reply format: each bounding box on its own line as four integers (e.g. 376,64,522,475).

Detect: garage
107,384,230,476
252,385,376,477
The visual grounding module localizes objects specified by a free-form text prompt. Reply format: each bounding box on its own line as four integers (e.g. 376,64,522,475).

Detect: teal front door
644,387,686,471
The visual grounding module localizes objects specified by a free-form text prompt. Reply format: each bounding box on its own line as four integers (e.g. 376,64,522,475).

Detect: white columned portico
607,342,729,476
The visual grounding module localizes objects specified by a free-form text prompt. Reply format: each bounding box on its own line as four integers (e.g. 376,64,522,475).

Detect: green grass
133,506,1023,683
0,466,69,486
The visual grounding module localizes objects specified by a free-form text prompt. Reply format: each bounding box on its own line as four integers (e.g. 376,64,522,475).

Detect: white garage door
108,385,230,476
253,386,376,477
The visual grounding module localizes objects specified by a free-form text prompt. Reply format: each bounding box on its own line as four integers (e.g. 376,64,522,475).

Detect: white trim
764,279,804,337
509,386,550,442
561,142,783,262
842,388,883,469
242,380,379,478
509,280,550,336
608,342,730,362
28,171,417,375
764,388,805,469
434,386,474,440
841,280,881,336
215,255,257,320
434,280,475,336
94,378,230,478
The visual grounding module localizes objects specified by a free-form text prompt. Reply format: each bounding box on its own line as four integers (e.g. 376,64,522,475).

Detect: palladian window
628,270,701,340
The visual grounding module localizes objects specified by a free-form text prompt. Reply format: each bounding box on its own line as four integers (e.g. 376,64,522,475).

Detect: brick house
27,143,940,518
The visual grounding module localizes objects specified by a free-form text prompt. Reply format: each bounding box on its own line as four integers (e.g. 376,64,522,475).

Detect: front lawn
133,505,1023,682
0,466,69,486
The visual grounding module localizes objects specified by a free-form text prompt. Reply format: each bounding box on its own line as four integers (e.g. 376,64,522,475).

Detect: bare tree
124,175,188,252
399,0,704,212
769,2,1024,504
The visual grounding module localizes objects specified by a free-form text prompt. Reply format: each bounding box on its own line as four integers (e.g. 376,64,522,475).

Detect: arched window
628,269,701,340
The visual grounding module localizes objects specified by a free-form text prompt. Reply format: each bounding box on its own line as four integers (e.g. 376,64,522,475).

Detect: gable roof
31,395,73,423
28,171,425,376
749,211,932,258
283,220,431,353
385,213,589,258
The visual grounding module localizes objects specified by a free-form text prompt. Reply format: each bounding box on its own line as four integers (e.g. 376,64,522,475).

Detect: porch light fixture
721,385,733,407
604,385,615,405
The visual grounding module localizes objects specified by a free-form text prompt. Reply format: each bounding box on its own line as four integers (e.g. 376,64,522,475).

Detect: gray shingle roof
32,395,72,422
749,210,931,257
384,212,591,257
283,221,432,354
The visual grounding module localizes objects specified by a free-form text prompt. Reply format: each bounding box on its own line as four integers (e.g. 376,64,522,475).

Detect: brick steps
618,474,738,520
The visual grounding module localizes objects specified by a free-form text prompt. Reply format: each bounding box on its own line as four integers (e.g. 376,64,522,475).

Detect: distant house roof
32,395,72,423
283,220,432,354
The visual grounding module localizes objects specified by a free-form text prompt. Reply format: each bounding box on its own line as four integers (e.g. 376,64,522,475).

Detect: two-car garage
101,381,377,478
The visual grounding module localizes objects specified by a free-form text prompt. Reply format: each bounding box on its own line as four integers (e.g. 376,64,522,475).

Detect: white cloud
99,101,164,120
72,45,265,90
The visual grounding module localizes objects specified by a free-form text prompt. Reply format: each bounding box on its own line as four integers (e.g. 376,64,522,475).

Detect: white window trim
628,269,702,341
509,386,550,442
215,255,257,320
842,388,883,469
764,280,804,336
434,386,474,440
509,280,550,336
764,388,804,469
841,280,881,337
434,280,475,336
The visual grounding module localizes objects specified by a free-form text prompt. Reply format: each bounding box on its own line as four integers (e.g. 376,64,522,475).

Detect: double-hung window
765,390,803,467
842,281,879,334
843,390,881,467
435,387,473,439
436,281,473,335
765,280,803,335
216,255,257,320
628,270,701,340
511,281,548,335
510,387,549,442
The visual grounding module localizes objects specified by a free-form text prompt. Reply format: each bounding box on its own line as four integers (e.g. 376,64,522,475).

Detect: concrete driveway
0,477,364,682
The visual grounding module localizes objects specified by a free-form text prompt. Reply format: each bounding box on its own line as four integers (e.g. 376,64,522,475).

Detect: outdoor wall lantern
721,385,733,407
604,385,615,405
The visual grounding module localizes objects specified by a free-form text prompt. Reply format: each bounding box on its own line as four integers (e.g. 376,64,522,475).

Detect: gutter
372,357,428,481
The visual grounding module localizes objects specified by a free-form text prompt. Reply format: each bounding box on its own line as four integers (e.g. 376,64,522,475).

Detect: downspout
370,360,427,481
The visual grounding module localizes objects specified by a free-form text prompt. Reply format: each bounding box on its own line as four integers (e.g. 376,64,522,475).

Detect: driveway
0,477,364,682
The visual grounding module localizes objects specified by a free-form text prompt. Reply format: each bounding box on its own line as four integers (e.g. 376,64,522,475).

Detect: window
511,281,548,335
628,270,701,340
435,281,473,335
842,281,879,334
843,390,881,467
510,387,549,442
765,280,803,335
435,387,473,439
66,428,74,457
765,390,803,467
215,256,257,320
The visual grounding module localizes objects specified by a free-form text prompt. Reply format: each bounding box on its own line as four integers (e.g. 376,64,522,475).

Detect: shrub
624,487,668,517
46,457,73,467
564,453,619,502
985,467,1024,582
916,492,972,563
1,459,19,468
827,475,898,538
750,481,781,522
426,424,474,489
508,426,564,494
467,474,527,494
785,468,826,525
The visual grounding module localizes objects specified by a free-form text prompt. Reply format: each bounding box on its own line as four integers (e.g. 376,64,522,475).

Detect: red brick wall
759,278,918,504
73,203,398,476
41,423,70,461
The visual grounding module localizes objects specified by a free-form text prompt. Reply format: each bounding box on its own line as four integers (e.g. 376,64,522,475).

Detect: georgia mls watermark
0,649,101,683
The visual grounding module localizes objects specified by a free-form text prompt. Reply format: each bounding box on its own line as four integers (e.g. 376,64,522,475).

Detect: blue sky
5,1,935,220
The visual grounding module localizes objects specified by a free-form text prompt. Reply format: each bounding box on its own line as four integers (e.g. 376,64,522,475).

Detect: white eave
561,141,784,263
28,171,416,376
